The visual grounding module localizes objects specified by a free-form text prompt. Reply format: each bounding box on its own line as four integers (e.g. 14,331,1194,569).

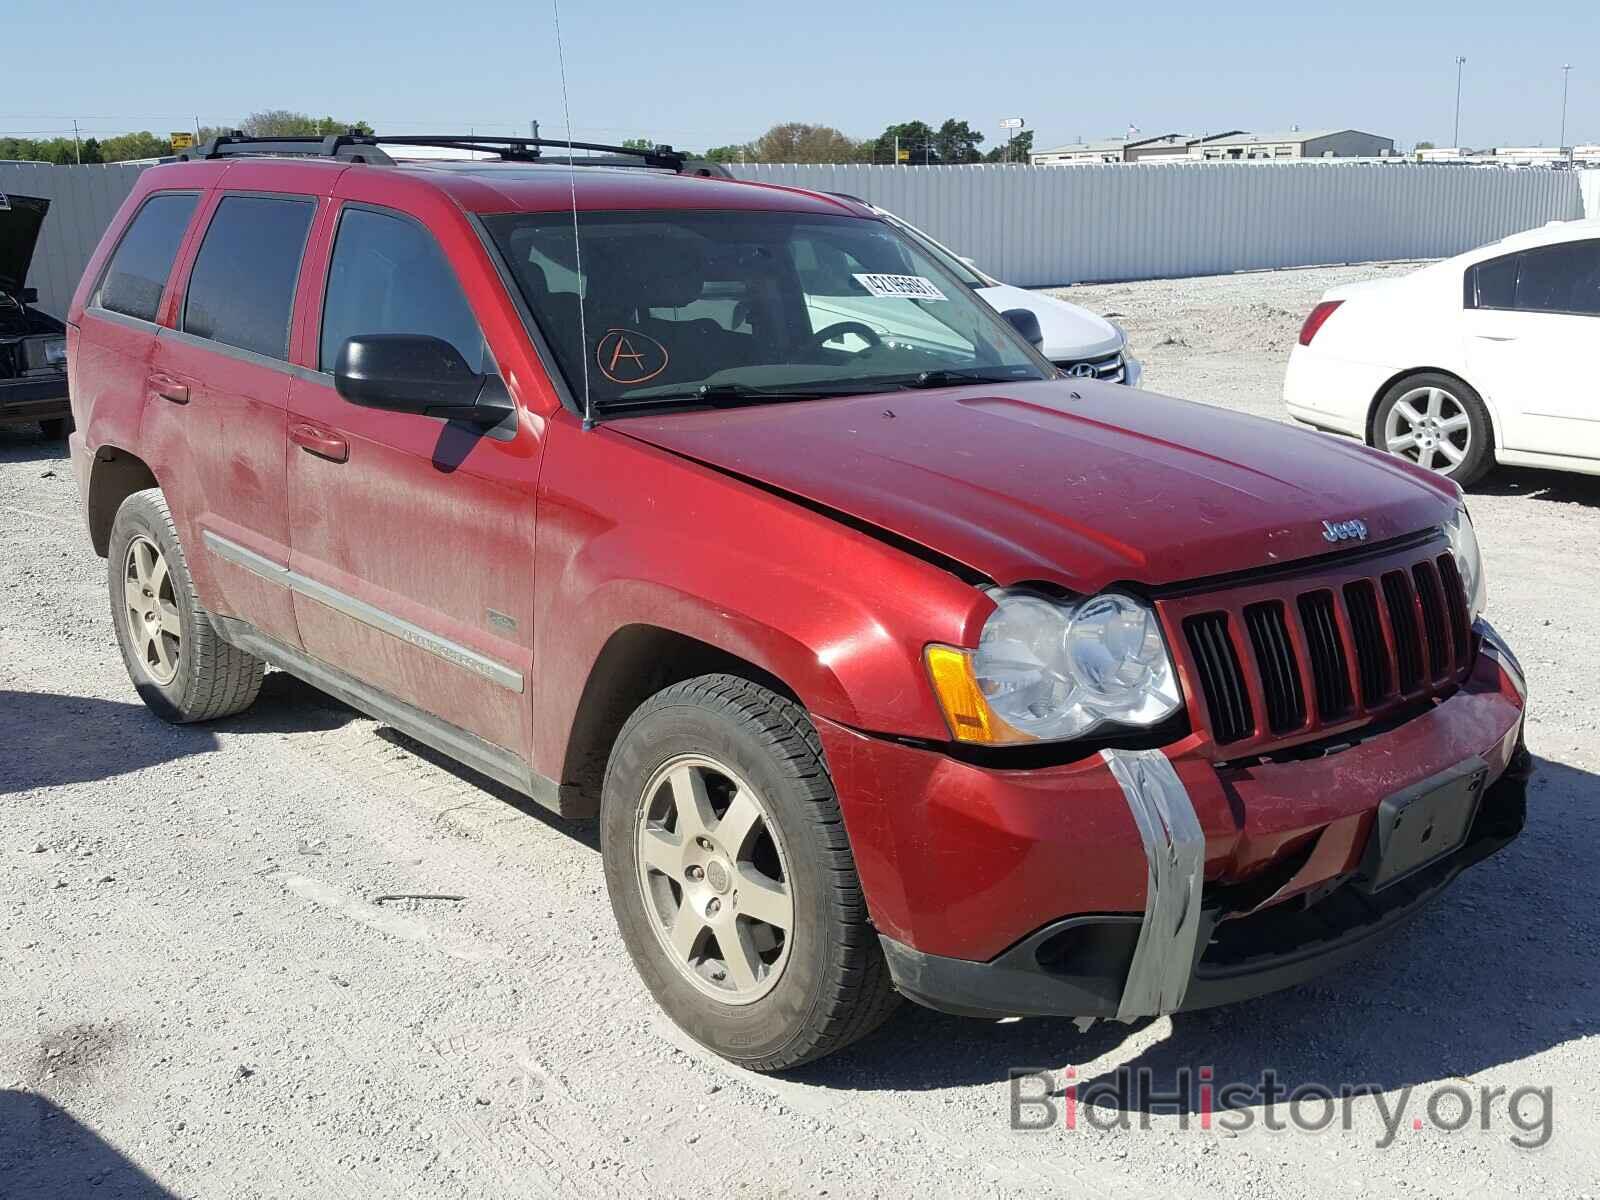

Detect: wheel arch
1365,366,1500,450
559,624,805,818
85,444,160,558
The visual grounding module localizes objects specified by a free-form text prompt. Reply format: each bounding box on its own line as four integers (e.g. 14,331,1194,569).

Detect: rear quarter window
95,193,199,323
182,195,316,360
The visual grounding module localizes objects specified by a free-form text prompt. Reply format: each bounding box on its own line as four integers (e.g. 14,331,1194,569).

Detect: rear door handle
1473,334,1518,342
149,373,189,404
289,422,349,463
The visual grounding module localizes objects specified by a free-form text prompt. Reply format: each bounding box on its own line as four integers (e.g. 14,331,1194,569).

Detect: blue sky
6,0,1594,151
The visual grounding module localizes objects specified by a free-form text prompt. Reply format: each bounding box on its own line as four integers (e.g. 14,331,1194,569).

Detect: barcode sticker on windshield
851,273,948,302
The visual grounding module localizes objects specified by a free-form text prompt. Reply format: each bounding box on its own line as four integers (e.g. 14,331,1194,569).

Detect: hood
614,379,1459,592
0,192,49,297
976,284,1122,361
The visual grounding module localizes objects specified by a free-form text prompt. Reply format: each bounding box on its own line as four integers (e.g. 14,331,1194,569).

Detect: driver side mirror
1001,307,1044,349
333,334,513,427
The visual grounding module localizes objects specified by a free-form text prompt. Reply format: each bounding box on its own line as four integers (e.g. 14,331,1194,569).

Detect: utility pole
72,119,82,164
1559,64,1572,154
529,119,540,140
1453,56,1467,148
894,133,899,166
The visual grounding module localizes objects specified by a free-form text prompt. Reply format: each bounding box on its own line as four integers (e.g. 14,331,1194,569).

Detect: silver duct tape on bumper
1476,618,1526,701
1101,748,1206,1021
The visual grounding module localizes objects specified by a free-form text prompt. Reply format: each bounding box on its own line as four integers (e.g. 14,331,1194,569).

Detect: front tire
40,416,72,441
107,488,265,723
1372,373,1492,486
601,675,899,1070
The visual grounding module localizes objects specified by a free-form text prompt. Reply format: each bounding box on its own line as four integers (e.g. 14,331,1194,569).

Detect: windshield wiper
597,382,869,412
896,369,1032,390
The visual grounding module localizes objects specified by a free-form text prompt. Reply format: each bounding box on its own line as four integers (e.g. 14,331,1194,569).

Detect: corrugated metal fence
732,162,1584,287
3,160,1594,317
1,161,145,320
1581,170,1600,225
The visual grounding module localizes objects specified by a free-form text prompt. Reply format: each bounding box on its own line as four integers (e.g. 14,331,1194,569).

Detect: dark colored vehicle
65,134,1530,1070
0,192,71,438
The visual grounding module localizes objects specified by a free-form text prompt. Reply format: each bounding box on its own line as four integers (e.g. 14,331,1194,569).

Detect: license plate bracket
1365,757,1488,891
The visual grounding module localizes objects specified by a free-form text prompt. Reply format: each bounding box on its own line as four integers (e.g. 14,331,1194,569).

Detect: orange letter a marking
608,335,647,375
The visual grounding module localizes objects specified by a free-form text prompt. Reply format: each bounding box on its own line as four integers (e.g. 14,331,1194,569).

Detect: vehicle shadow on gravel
1475,467,1600,509
805,755,1597,1107
0,1089,177,1199
0,427,70,463
0,675,356,794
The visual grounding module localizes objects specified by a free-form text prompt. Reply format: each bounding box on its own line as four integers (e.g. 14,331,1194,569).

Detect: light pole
1559,64,1572,153
1453,55,1467,148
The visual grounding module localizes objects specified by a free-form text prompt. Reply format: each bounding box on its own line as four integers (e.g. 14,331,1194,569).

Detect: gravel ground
4,262,1599,1199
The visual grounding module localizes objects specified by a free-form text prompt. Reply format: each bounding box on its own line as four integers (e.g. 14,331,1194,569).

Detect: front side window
183,195,315,359
484,209,1049,415
95,193,199,323
320,207,488,374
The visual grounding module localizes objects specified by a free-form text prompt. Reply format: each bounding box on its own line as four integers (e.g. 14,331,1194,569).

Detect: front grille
1242,602,1305,734
1183,613,1254,745
1162,541,1475,753
1298,591,1355,720
1053,349,1125,384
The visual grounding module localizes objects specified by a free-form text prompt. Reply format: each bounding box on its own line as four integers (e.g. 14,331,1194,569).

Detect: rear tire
601,674,899,1070
1371,373,1492,487
108,488,264,723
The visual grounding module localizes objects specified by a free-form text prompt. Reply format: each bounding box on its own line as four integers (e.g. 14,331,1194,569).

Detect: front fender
528,419,985,780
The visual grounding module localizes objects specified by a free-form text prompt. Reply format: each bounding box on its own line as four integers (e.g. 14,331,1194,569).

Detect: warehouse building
1030,138,1131,164
1190,129,1395,160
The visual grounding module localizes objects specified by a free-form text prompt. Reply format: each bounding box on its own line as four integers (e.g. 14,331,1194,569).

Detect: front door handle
290,422,349,463
149,373,189,404
1473,334,1518,342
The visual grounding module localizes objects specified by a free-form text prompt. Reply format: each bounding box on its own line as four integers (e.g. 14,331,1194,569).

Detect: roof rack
176,131,689,172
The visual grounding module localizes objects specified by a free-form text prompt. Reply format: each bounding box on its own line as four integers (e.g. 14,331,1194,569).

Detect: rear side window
183,195,316,360
1512,241,1600,316
96,193,198,322
1468,255,1517,309
1468,241,1600,316
319,207,487,373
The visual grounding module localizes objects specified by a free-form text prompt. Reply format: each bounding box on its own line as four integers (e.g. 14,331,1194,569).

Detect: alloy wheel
1384,385,1473,474
634,754,794,1005
123,535,182,685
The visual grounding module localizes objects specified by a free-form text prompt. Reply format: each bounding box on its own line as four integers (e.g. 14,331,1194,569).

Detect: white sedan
836,199,1141,386
1285,218,1600,485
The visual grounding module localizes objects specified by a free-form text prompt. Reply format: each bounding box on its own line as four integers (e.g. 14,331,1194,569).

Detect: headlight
44,338,67,367
1444,507,1486,619
925,589,1182,744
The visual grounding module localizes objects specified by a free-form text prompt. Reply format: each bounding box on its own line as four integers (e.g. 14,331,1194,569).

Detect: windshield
874,211,994,289
483,209,1050,413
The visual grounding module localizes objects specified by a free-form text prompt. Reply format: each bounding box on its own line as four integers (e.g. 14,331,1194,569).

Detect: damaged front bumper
818,620,1529,1024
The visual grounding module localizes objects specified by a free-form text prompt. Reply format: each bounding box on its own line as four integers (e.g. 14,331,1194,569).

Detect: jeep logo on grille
1321,518,1369,543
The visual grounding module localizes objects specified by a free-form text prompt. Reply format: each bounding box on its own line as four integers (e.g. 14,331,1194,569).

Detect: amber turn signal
924,644,1031,745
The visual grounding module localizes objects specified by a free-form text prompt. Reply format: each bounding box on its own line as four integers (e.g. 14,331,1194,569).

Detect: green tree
701,143,750,164
748,122,862,163
933,119,984,164
100,131,177,162
871,120,935,164
1415,140,1436,150
985,128,1034,163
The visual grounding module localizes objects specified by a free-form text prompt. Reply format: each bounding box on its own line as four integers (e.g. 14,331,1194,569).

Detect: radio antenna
551,0,594,428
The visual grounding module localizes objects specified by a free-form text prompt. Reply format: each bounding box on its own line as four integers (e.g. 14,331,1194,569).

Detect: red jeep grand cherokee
64,134,1529,1070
